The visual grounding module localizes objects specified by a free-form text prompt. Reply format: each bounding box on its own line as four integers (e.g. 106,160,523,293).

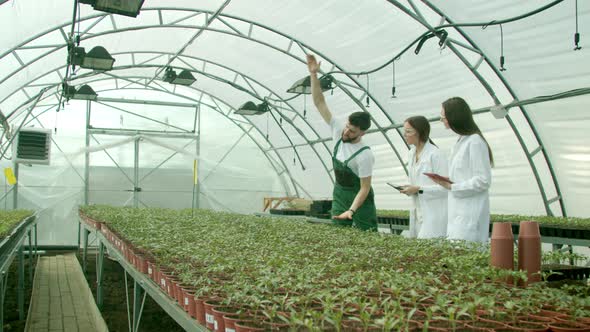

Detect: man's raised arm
307,54,332,124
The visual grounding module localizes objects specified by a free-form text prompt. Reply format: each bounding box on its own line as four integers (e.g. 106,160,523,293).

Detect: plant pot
235,320,266,332
491,222,515,284
135,254,148,274
212,306,243,332
422,319,465,331
548,320,590,332
518,221,542,286
194,297,206,325
204,299,224,330
146,261,156,282
468,317,510,330
504,320,549,332
223,314,253,332
178,286,195,315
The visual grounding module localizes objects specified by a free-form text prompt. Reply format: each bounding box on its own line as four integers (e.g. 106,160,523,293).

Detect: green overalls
331,139,377,231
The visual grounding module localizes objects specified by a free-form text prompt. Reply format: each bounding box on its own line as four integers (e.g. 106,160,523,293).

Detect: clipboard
423,172,453,184
386,182,405,191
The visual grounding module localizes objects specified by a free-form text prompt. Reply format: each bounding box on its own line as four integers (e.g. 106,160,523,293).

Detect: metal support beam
17,244,24,320
134,137,140,208
28,229,32,284
12,163,18,210
530,146,543,157
132,281,146,332
89,127,197,139
195,106,201,209
85,100,91,206
83,228,89,273
97,241,104,309
0,272,4,332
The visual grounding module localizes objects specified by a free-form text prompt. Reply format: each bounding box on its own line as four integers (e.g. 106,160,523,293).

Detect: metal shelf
0,215,38,332
80,221,208,332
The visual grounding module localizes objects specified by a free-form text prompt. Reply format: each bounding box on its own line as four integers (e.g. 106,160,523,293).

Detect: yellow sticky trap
193,160,198,184
4,168,17,185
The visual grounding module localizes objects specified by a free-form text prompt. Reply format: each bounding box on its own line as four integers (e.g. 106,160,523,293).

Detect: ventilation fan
13,128,52,165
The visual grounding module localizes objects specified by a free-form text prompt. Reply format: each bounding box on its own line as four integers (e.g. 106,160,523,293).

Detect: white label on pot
161,279,166,286
214,320,218,331
206,313,214,324
226,329,235,332
184,297,189,306
148,267,152,274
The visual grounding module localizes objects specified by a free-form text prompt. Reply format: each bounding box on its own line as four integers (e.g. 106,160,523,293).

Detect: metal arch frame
101,55,336,183
0,7,410,176
89,78,312,198
11,81,305,201
3,38,335,187
8,56,332,198
388,0,566,216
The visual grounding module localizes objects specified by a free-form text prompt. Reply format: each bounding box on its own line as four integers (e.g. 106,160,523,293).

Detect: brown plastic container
518,221,542,286
490,222,514,284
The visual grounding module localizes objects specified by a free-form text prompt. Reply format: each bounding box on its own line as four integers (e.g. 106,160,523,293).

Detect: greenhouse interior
0,0,589,331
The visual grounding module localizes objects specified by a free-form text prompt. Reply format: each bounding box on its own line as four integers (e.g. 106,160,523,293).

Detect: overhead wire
323,0,564,77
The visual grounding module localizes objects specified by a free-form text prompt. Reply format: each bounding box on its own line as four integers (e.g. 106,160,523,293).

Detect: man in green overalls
307,54,378,231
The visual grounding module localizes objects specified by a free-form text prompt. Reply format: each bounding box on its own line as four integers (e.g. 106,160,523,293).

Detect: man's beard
342,135,354,143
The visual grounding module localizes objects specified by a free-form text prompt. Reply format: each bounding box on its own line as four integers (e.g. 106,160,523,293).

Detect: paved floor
25,253,108,332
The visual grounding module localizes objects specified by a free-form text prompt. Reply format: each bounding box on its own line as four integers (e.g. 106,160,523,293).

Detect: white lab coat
407,142,448,239
447,134,492,243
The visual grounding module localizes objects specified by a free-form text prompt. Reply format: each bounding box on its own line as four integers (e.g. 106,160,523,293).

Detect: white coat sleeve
420,150,449,199
450,139,491,197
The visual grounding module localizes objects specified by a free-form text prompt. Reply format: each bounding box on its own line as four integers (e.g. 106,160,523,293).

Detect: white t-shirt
330,118,375,178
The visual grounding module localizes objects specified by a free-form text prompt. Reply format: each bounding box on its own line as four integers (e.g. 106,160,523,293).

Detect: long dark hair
405,115,436,146
442,97,494,166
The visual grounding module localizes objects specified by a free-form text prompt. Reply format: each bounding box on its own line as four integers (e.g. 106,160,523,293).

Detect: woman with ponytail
432,97,493,243
399,115,448,238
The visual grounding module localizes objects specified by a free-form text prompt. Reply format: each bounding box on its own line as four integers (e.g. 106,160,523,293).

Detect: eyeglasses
403,129,417,135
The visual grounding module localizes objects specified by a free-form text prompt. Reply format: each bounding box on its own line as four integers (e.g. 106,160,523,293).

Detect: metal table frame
79,220,208,332
0,215,38,332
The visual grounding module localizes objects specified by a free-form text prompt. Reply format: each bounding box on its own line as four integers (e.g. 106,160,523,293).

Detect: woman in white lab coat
432,97,493,243
399,116,448,238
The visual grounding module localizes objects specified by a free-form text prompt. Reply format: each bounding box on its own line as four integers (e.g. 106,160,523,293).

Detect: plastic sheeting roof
1,0,590,218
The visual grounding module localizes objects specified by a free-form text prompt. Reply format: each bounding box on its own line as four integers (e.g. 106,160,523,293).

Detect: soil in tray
2,255,36,332
79,251,185,332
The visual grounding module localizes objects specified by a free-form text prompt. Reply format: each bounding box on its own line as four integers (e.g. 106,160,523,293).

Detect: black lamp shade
80,0,145,17
235,101,260,115
286,75,334,94
287,76,311,94
235,101,270,116
81,46,115,70
172,70,196,86
73,85,98,100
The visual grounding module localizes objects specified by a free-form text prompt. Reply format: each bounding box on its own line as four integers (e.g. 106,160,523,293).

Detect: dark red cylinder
491,222,514,283
518,221,542,286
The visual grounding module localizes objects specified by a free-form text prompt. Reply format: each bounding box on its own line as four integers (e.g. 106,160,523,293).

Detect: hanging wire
499,24,506,71
303,95,307,118
54,109,59,134
365,75,370,107
323,1,562,77
391,61,397,98
574,0,582,50
265,110,269,140
279,100,283,125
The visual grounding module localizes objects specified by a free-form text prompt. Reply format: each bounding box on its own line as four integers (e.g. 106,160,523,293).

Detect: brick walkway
25,253,109,332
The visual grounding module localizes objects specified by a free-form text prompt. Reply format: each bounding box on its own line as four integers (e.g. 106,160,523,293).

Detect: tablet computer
423,172,453,184
387,182,405,191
